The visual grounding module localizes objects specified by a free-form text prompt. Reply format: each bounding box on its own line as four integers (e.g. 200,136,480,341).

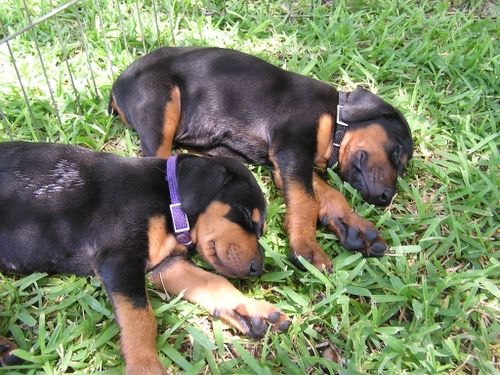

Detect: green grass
0,0,498,373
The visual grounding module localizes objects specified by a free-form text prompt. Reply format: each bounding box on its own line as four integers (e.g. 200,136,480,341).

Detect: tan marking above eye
197,201,231,222
315,113,333,168
156,85,181,158
252,208,261,224
147,215,179,269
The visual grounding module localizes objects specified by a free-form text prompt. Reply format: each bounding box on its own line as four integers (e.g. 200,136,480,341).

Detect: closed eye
389,143,407,172
230,204,254,229
391,145,402,165
240,206,252,224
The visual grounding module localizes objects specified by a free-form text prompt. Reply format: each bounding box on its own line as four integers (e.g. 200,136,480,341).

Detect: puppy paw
0,337,22,367
290,238,333,272
214,298,291,338
322,213,386,257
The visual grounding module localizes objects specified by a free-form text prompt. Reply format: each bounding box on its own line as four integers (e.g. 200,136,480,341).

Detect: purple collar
166,156,193,248
327,91,349,169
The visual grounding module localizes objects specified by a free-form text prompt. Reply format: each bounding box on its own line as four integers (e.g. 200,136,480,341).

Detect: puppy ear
341,87,398,123
176,156,229,215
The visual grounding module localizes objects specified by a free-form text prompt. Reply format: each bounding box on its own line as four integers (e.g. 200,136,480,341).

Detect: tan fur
268,150,283,189
147,215,185,269
285,182,331,269
156,86,181,158
313,173,377,234
110,96,130,126
112,294,166,375
340,124,395,181
313,173,352,220
192,202,259,277
252,207,261,224
149,259,287,334
285,183,318,243
150,259,240,313
268,152,330,269
315,113,333,169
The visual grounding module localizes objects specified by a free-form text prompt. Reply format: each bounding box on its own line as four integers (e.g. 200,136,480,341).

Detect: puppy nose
378,187,395,206
248,257,263,276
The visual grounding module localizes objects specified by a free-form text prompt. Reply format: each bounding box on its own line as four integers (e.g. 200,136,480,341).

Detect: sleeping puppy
0,141,290,374
109,46,413,271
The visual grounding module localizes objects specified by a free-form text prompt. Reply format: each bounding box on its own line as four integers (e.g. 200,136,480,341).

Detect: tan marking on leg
286,183,318,245
272,170,283,189
149,260,290,336
313,173,386,256
156,86,181,158
285,182,331,270
112,295,166,375
268,150,283,189
147,215,186,269
315,113,333,169
313,173,352,220
110,95,130,126
151,259,240,313
268,152,330,270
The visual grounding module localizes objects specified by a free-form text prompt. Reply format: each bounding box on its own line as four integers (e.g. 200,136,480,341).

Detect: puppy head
177,155,266,278
338,87,413,206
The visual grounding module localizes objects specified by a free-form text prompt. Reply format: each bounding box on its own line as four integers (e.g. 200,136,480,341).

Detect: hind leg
96,253,166,375
110,85,181,158
144,85,180,158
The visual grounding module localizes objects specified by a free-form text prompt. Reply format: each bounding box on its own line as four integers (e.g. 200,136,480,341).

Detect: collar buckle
169,203,191,234
336,104,348,127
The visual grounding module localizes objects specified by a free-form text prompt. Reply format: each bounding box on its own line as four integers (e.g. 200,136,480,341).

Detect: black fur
0,141,265,294
109,46,413,267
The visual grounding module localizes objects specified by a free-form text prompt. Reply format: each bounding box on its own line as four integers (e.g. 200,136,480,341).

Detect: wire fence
0,0,318,139
0,0,174,135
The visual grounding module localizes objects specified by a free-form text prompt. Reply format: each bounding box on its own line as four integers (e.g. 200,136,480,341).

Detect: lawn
0,0,498,373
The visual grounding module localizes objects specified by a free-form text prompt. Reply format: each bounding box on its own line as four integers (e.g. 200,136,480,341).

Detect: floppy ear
176,156,230,217
341,87,398,123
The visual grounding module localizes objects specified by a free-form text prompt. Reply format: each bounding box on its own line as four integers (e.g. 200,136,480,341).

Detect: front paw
290,238,333,272
321,214,386,257
0,337,22,367
214,298,291,339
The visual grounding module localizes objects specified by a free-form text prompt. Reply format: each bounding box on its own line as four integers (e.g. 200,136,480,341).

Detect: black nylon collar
327,91,348,169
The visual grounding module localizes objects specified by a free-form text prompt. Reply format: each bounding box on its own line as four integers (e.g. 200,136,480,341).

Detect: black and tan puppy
109,46,413,270
0,141,290,374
